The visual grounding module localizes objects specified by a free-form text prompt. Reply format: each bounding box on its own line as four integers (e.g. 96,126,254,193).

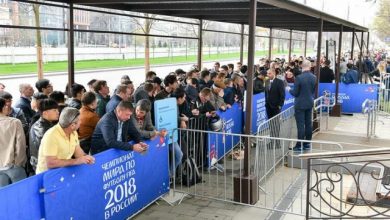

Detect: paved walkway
131,113,390,220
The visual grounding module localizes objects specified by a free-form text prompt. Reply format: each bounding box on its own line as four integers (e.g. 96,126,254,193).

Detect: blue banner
154,98,178,144
43,137,169,220
319,83,378,113
0,138,169,220
282,91,295,111
0,173,44,220
207,103,242,167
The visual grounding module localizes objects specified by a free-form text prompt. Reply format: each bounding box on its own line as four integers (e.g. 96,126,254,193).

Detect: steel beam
240,24,244,64
268,27,273,60
315,19,323,98
288,29,292,62
197,19,203,70
351,28,355,60
68,2,75,91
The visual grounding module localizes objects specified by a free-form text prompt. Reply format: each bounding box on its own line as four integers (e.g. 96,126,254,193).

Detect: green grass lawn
0,49,305,75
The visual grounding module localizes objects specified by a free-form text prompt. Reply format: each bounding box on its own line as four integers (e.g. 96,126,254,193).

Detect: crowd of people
0,51,389,187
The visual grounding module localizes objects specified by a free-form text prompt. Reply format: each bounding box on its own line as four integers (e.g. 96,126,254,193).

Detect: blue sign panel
0,174,44,220
43,137,169,220
154,98,178,144
208,103,242,167
319,83,378,113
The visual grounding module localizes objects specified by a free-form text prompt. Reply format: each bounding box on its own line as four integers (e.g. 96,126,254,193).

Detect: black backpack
181,157,202,186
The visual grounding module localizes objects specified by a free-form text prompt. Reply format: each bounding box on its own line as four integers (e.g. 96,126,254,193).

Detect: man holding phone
91,101,147,155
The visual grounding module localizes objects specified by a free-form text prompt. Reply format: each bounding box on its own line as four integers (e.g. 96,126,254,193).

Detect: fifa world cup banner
208,103,243,167
42,137,169,220
319,83,378,113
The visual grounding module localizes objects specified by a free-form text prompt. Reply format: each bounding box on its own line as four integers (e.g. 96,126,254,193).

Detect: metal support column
331,25,343,117
315,19,323,98
68,2,75,91
304,31,307,58
240,24,244,64
351,29,355,60
359,32,364,83
268,27,273,60
234,0,258,205
288,29,292,62
197,19,203,70
366,32,370,56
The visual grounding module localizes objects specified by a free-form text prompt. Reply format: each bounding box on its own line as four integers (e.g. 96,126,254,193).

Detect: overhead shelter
31,0,368,204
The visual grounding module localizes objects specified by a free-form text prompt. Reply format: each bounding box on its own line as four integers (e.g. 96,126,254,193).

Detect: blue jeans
0,166,27,187
294,108,312,147
169,142,183,176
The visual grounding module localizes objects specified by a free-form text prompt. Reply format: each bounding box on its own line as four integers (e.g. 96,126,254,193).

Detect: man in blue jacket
91,101,147,155
289,60,317,151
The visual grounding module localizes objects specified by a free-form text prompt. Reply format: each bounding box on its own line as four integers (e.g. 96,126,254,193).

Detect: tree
132,14,157,75
32,4,43,79
373,0,390,43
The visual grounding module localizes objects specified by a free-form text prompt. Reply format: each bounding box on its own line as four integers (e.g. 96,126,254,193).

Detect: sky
291,0,379,28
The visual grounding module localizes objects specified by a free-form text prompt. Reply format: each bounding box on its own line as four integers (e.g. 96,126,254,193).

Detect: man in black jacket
265,68,285,148
319,60,335,83
29,99,59,173
15,83,36,124
265,69,285,119
90,101,147,155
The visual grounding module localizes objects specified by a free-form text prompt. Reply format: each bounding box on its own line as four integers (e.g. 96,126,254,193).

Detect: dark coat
253,77,265,94
67,98,82,110
91,111,142,155
15,96,35,124
319,66,335,83
289,71,317,110
106,95,123,114
29,117,55,169
265,78,285,109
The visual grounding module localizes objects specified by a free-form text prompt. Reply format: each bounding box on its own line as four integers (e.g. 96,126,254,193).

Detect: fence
300,148,390,219
362,99,378,138
378,74,390,115
170,127,344,218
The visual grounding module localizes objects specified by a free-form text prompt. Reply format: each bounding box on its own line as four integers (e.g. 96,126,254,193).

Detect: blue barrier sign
42,137,169,220
208,103,242,167
154,98,178,144
319,83,378,113
0,173,44,220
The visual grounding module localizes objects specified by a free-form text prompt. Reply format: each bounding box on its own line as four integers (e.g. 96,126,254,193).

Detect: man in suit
265,68,285,148
265,68,285,119
289,59,317,151
90,101,147,155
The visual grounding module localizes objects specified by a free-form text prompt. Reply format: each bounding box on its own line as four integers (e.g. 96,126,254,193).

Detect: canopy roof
46,0,368,32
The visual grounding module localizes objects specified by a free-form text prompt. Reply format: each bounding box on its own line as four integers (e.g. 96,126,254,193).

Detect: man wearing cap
36,107,95,174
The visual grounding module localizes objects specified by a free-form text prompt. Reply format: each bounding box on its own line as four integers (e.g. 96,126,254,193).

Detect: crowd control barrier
318,83,378,113
0,137,169,220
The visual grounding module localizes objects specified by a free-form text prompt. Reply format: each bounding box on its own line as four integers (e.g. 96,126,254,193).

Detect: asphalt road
0,60,238,99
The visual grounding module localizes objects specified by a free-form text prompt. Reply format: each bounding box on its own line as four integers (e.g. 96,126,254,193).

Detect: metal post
68,2,75,92
305,159,311,219
240,24,244,64
234,0,258,205
331,25,343,117
268,27,273,60
359,32,364,83
366,32,370,56
351,29,355,61
197,19,203,70
288,29,292,62
304,31,307,58
315,19,323,98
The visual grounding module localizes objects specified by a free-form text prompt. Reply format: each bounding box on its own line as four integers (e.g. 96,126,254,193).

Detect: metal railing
300,148,390,219
170,128,343,218
362,99,378,138
313,92,334,132
378,74,390,115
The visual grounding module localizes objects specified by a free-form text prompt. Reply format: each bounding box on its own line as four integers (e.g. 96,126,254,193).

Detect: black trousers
266,105,281,147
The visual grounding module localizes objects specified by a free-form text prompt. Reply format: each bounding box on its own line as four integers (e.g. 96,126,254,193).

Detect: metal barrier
362,99,378,138
313,93,334,132
300,148,390,219
170,129,343,218
378,74,390,115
